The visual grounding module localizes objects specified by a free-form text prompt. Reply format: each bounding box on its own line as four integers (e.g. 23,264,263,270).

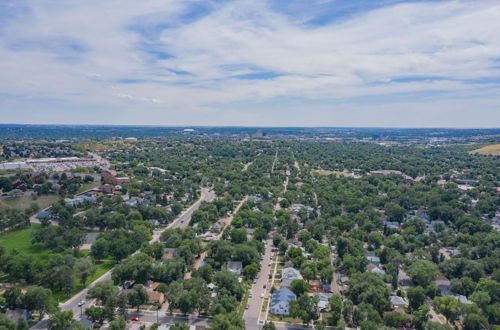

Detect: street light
79,300,85,316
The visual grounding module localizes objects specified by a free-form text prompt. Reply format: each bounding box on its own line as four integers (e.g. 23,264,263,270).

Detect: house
210,221,225,233
222,261,243,275
290,204,305,214
162,253,173,261
248,195,262,202
149,282,161,291
398,270,412,287
371,267,386,277
99,184,115,194
384,221,401,230
11,179,27,192
5,309,30,322
281,267,303,287
435,276,452,295
162,248,176,261
390,296,408,309
314,293,333,311
270,287,297,316
365,252,381,266
322,283,332,292
148,291,165,304
454,295,472,304
36,210,53,219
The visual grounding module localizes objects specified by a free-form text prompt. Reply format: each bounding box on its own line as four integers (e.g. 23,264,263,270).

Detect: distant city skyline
1,0,500,127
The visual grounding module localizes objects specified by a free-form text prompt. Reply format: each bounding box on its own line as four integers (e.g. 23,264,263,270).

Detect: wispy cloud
0,0,499,126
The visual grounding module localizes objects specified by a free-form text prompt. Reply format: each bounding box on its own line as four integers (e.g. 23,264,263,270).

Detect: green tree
244,263,259,280
433,296,462,324
412,305,430,330
263,321,277,330
85,306,106,324
347,272,391,314
75,259,97,287
462,313,488,330
208,312,244,329
87,280,118,305
290,294,319,325
109,318,127,330
384,311,409,327
407,260,438,287
328,294,343,326
24,286,55,319
290,279,310,296
48,310,74,330
3,286,23,309
165,281,183,314
407,286,426,311
0,313,16,329
127,284,148,312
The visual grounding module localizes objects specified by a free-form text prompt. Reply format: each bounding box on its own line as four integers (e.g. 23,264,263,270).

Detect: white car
77,300,85,307
260,293,265,298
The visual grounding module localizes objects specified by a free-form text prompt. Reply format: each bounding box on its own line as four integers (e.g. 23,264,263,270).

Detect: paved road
127,310,211,327
244,237,274,330
244,239,311,330
31,188,215,330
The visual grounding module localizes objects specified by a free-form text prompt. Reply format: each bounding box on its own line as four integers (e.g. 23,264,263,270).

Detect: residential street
30,187,215,330
244,237,311,330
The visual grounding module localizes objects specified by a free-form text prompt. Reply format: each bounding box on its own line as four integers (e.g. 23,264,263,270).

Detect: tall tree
127,285,148,312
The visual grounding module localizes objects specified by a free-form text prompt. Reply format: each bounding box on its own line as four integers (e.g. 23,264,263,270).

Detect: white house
281,267,303,287
222,261,243,275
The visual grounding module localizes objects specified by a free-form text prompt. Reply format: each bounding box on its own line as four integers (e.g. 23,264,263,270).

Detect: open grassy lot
0,194,59,211
0,224,50,259
52,260,115,303
1,224,115,303
77,181,100,193
471,144,500,156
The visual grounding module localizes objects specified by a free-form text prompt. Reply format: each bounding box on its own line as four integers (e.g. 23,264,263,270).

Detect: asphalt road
244,236,312,330
127,310,211,328
30,187,215,330
244,237,273,330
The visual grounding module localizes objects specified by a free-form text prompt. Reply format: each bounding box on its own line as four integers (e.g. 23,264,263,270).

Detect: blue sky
0,0,499,127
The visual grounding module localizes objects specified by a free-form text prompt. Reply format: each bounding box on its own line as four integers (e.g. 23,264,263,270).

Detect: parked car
260,293,265,298
253,279,257,284
245,304,250,309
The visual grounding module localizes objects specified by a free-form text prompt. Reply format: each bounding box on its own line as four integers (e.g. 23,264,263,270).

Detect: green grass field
52,260,115,303
1,224,115,303
0,224,50,259
0,194,59,211
77,182,100,194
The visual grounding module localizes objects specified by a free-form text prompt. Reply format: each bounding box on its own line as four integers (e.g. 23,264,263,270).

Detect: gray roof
390,296,408,306
271,287,296,305
282,267,302,280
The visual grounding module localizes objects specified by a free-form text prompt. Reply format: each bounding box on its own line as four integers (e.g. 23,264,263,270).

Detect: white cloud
0,0,499,126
